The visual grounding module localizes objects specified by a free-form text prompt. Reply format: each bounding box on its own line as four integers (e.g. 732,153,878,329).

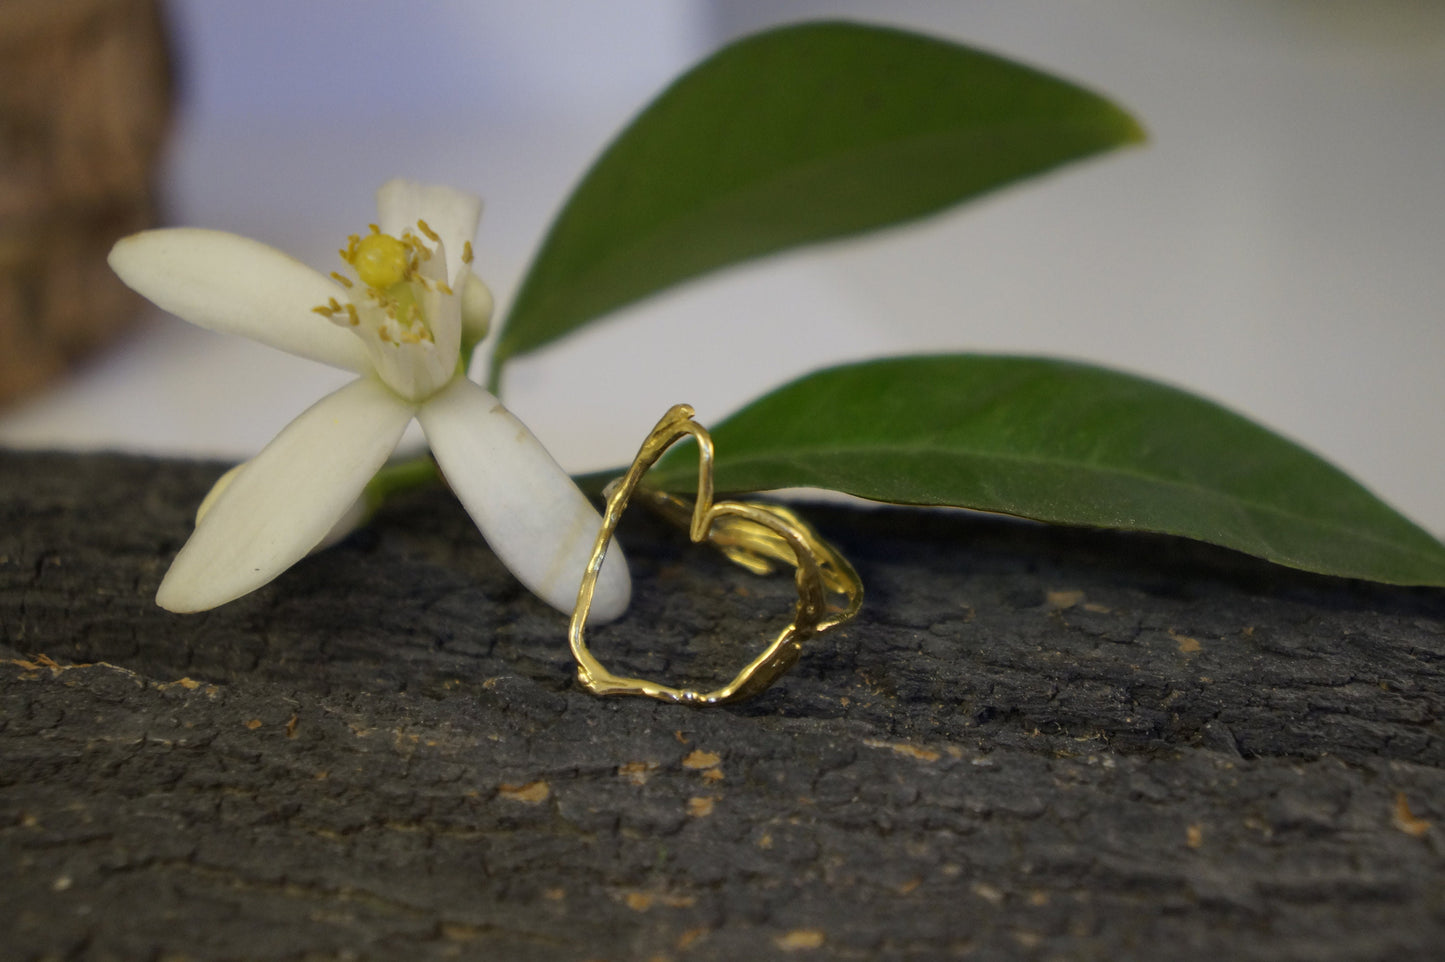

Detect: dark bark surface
2,450,1443,961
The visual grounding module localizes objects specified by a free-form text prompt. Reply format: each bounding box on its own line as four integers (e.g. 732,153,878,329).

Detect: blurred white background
3,0,1442,534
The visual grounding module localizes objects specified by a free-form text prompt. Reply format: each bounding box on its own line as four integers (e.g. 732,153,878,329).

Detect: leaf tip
1119,110,1149,146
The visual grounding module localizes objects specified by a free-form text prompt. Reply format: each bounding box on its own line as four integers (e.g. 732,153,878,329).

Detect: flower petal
376,179,482,286
195,461,371,554
156,378,415,612
417,377,631,622
110,228,373,373
416,261,462,380
459,270,494,349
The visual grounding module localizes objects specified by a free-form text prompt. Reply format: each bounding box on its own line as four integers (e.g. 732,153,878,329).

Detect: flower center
350,233,409,289
334,224,448,342
311,221,463,403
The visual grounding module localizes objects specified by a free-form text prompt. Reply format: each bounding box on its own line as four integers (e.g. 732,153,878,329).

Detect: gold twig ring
569,404,863,705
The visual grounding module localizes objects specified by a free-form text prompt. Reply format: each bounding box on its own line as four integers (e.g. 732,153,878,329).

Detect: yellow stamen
461,241,473,265
330,271,354,288
436,281,453,296
416,219,441,244
345,303,359,326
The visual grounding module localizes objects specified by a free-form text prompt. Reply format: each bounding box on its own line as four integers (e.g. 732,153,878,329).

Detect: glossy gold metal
569,404,863,705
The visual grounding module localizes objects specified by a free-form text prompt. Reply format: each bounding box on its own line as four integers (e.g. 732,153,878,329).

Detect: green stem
364,456,442,511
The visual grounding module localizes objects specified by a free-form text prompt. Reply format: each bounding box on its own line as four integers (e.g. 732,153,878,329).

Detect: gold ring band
569,405,863,705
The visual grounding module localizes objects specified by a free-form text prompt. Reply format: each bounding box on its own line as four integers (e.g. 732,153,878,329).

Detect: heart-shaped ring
569,404,863,705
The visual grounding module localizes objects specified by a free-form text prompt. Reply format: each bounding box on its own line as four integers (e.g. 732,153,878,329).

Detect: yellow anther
436,281,453,296
311,305,335,318
461,241,473,265
416,219,441,244
345,303,359,326
349,232,410,290
330,271,354,289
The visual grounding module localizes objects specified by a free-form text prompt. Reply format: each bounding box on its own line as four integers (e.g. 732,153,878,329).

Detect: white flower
109,179,630,621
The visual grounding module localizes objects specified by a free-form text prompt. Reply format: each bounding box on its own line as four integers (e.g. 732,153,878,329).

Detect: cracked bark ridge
2,450,1444,961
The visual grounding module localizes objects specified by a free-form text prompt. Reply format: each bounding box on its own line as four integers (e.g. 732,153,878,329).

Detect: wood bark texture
2,451,1443,960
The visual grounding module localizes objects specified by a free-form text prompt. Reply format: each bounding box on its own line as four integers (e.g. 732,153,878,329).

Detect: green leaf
644,356,1445,586
490,21,1143,384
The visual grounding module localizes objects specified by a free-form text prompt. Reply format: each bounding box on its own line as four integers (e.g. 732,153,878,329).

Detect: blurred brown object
0,0,171,407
